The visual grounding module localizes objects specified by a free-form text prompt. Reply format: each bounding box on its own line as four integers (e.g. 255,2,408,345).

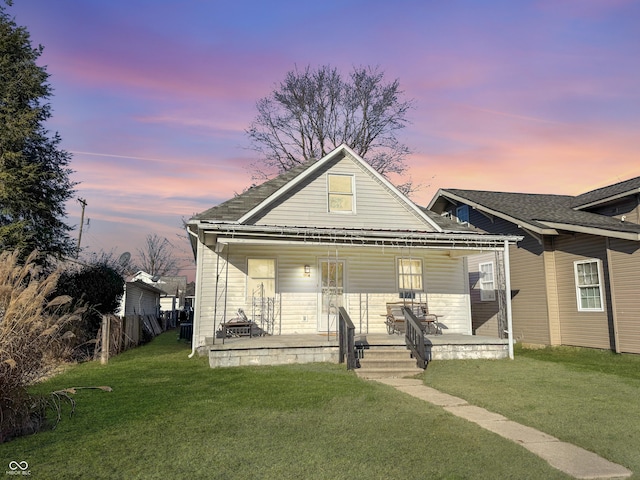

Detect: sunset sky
9,0,640,280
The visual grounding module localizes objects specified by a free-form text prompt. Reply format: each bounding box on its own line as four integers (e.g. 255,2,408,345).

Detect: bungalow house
186,145,520,357
427,176,640,354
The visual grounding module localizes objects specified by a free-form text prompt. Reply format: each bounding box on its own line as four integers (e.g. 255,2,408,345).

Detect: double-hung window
247,259,276,299
479,262,496,301
398,258,423,295
327,174,354,213
574,259,604,311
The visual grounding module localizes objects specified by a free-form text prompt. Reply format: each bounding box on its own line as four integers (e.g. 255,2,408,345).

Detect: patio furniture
218,309,260,338
385,302,441,335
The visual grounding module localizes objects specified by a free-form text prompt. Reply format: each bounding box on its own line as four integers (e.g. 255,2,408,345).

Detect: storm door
318,259,344,333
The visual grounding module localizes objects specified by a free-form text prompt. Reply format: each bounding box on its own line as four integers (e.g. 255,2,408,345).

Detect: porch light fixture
304,265,311,277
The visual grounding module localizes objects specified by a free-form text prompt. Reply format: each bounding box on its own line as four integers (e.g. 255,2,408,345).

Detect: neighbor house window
327,174,354,213
247,259,276,298
398,258,423,293
574,259,604,311
456,205,469,224
479,262,496,301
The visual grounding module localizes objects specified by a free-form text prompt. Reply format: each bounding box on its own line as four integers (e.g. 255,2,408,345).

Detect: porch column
503,240,514,359
189,237,204,358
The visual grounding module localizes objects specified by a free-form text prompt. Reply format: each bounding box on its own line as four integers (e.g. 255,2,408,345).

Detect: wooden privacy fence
95,314,165,363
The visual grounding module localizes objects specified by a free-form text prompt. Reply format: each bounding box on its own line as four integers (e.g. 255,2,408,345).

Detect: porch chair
385,302,441,335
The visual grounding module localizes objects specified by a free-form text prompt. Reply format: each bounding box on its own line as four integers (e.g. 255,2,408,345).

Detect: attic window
327,174,355,213
456,205,469,224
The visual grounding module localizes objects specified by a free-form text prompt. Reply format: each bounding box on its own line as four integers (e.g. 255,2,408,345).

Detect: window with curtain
479,262,496,301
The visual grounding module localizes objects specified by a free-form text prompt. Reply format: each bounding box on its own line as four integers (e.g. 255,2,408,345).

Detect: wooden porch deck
207,333,509,368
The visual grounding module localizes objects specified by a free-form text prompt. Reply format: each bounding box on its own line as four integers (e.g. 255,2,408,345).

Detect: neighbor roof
434,188,640,237
572,176,640,209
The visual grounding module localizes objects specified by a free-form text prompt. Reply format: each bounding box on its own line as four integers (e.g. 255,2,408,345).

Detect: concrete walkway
376,378,632,480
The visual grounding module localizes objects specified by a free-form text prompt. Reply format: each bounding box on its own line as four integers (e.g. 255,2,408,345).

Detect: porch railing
338,307,358,370
403,307,428,369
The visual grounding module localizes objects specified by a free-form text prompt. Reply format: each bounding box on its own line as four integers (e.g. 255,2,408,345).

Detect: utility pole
76,198,87,258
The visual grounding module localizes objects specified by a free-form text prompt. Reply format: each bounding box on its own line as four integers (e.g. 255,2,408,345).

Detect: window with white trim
247,259,276,299
574,259,604,311
327,174,355,213
479,261,496,301
456,205,469,224
398,258,423,293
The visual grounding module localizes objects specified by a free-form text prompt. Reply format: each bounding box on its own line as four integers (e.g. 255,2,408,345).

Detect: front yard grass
0,333,570,479
423,344,640,478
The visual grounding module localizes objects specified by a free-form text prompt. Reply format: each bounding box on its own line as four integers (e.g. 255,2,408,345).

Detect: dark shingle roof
572,176,640,209
419,207,475,231
193,160,318,222
443,189,640,234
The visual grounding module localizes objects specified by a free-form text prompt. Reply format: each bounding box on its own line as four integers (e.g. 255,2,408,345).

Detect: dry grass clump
0,250,83,442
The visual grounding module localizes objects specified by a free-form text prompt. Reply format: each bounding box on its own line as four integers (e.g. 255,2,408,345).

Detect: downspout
503,240,514,359
188,229,203,358
605,237,620,353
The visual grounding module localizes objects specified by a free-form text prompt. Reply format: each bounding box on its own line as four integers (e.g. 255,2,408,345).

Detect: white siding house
187,145,520,354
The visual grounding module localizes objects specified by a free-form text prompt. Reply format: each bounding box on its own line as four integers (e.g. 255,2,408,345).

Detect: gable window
456,205,469,224
479,262,496,301
247,258,276,299
574,259,604,311
398,258,423,294
327,174,354,213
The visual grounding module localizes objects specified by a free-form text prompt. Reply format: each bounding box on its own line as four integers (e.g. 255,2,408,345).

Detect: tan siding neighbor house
428,175,640,353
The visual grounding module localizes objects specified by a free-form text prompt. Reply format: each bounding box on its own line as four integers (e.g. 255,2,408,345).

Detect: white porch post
189,237,204,358
503,240,514,359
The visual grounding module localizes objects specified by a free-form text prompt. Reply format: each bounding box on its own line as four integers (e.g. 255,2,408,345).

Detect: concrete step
355,346,424,379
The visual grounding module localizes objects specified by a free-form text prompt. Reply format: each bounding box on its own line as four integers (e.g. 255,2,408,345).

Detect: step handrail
403,307,428,369
338,307,358,370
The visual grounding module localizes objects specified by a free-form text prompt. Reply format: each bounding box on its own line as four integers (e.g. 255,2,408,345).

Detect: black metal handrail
338,307,358,370
403,307,428,369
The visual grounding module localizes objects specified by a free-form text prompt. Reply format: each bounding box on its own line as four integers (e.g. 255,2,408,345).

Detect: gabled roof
429,188,640,240
125,279,164,295
572,176,640,210
191,144,443,232
193,159,317,222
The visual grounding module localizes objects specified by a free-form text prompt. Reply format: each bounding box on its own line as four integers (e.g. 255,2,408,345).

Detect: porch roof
195,222,522,251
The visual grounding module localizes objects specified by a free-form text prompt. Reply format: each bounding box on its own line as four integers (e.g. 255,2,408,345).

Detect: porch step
355,347,424,379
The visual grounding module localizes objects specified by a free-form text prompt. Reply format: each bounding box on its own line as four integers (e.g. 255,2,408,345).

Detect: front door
318,259,344,333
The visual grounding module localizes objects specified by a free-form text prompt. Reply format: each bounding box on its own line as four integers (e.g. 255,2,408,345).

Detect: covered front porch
208,332,509,368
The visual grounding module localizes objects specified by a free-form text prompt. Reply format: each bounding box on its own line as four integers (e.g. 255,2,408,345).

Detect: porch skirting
205,334,508,368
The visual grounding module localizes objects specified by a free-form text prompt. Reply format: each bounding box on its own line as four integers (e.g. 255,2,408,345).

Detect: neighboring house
186,144,520,354
119,277,163,318
428,176,640,354
131,271,187,313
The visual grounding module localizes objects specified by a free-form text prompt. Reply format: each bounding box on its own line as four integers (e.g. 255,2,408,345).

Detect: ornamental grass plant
0,250,82,442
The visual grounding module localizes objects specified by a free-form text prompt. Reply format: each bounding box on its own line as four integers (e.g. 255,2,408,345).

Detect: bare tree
137,234,179,277
247,65,416,193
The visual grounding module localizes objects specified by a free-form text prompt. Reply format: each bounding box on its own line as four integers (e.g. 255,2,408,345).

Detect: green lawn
0,333,570,479
423,344,640,478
